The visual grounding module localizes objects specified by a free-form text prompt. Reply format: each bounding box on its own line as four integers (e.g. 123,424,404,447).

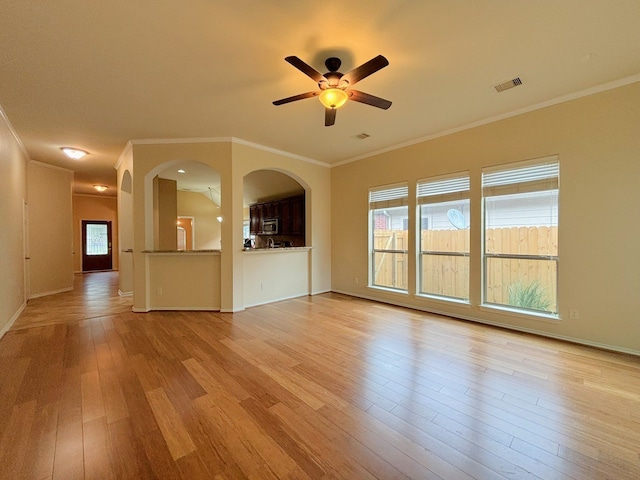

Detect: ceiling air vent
494,77,523,93
354,133,371,140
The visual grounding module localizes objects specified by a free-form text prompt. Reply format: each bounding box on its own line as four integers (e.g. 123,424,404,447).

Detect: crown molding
114,141,133,170
128,136,330,168
334,73,640,167
0,103,29,159
28,159,74,174
230,137,330,168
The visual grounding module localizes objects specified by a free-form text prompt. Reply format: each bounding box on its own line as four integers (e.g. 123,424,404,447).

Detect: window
369,183,409,291
482,157,559,315
418,173,470,301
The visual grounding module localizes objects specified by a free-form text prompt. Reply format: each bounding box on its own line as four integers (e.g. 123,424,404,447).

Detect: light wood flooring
1,272,639,479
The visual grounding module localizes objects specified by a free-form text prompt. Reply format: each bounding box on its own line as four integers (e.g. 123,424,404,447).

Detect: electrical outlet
156,287,163,296
569,309,579,319
353,276,359,284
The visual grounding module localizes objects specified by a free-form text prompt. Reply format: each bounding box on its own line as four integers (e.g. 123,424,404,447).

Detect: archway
145,160,222,251
243,169,307,249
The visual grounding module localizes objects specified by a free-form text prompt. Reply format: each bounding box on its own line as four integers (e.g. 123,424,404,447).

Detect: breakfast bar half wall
138,250,222,311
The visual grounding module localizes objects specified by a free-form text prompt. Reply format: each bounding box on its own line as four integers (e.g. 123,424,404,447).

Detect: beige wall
232,142,332,299
147,253,221,310
130,141,233,311
125,139,331,312
116,147,134,295
177,190,221,249
153,176,178,250
72,194,119,272
0,108,28,336
331,81,640,354
243,249,310,307
27,161,74,298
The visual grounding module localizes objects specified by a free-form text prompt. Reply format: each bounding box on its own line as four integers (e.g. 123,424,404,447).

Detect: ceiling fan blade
343,55,389,86
325,108,336,126
348,90,392,110
285,56,326,83
273,91,319,106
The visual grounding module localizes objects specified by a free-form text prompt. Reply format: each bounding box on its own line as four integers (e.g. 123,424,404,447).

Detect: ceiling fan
273,55,392,126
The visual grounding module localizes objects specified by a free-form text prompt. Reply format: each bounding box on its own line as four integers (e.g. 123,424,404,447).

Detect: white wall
0,107,28,336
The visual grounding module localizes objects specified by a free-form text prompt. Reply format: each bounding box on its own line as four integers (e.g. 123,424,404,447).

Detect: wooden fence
374,227,557,311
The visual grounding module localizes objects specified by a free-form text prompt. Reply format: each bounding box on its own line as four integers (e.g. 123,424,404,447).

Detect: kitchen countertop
243,246,311,253
141,249,221,254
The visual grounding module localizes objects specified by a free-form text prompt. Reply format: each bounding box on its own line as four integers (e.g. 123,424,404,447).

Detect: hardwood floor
1,272,639,479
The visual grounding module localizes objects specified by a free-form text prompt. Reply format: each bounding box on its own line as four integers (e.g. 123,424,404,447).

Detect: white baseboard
132,306,220,312
29,286,73,299
331,289,640,357
0,301,27,339
244,293,310,309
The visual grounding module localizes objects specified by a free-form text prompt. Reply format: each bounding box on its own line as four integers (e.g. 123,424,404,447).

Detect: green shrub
508,280,552,312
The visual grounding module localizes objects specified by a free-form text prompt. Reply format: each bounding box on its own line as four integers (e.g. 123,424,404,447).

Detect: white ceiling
1,1,639,196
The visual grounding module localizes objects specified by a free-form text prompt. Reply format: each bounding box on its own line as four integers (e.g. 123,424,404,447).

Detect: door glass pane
86,224,108,255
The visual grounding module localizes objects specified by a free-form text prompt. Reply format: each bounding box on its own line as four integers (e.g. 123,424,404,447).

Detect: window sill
414,293,471,308
367,285,409,296
479,303,560,322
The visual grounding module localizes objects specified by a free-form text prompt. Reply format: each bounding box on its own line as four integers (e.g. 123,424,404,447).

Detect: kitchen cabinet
280,200,292,234
290,195,304,235
249,195,304,237
249,205,261,234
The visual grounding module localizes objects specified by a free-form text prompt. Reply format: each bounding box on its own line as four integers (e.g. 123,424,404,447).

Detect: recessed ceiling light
178,169,186,174
93,185,107,192
61,147,88,159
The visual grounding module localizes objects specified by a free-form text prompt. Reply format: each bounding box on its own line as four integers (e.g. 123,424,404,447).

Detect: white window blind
483,158,559,196
417,174,469,205
369,183,408,209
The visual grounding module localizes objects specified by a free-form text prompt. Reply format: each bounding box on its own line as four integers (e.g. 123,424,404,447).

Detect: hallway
12,271,132,331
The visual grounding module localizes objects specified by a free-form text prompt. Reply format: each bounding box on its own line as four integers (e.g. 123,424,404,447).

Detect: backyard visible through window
418,174,470,301
482,158,559,315
369,184,409,291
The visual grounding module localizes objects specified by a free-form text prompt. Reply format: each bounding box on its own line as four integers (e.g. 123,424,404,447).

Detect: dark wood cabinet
249,195,304,238
280,199,292,234
249,205,261,234
290,195,304,235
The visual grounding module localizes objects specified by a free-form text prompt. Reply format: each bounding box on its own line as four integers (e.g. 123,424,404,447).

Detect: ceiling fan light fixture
61,147,88,159
319,88,348,109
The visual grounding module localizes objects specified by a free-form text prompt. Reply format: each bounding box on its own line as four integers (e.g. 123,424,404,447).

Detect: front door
82,220,113,271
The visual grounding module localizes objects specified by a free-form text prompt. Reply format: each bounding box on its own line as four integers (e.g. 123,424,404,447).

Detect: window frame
417,172,470,302
481,157,560,317
368,183,409,292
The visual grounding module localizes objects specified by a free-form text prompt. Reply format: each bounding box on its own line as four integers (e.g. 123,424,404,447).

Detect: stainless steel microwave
262,218,278,235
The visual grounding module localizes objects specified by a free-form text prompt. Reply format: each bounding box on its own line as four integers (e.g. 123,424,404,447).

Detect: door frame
81,220,113,272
